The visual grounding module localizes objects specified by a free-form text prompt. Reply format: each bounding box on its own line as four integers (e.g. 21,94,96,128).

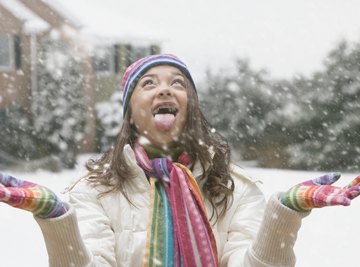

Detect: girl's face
129,65,188,148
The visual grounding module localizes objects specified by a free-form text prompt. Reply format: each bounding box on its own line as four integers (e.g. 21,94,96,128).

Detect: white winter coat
35,144,308,267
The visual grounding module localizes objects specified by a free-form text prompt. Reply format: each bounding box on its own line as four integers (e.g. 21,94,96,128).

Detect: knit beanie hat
121,54,196,116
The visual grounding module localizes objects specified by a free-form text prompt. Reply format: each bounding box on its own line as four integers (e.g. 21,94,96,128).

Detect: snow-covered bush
0,107,61,171
95,91,123,151
0,107,52,159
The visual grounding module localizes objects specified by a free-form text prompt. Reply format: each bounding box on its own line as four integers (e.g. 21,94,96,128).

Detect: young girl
1,54,360,267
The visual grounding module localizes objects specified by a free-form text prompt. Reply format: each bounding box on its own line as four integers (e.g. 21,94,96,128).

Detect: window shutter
113,44,119,73
125,44,132,67
14,35,21,69
150,45,160,55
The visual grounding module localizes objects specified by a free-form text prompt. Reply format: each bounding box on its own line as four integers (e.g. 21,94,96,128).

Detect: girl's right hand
0,173,67,219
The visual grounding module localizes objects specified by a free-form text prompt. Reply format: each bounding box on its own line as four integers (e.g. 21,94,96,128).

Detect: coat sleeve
220,179,309,266
244,194,309,267
219,177,266,266
35,180,117,267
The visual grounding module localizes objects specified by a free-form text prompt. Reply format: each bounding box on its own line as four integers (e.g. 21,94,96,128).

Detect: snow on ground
0,155,359,266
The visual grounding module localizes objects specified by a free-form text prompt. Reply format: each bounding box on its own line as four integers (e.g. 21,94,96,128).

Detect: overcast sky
60,0,360,83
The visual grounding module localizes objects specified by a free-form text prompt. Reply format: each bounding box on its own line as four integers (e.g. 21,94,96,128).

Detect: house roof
0,0,161,46
50,0,162,46
41,0,82,29
0,0,49,34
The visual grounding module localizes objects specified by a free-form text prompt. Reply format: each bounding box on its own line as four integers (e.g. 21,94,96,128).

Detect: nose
157,86,173,97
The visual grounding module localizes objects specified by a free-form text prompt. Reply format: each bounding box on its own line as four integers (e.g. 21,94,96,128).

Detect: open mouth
152,105,178,117
152,104,179,131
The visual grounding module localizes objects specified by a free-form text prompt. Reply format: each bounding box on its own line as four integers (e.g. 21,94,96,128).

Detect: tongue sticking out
154,114,176,131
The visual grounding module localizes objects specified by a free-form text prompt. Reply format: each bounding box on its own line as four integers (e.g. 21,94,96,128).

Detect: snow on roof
0,0,49,34
41,0,82,28
55,0,162,46
79,17,162,46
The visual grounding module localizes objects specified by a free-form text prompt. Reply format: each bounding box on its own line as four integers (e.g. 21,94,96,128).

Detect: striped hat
121,54,196,115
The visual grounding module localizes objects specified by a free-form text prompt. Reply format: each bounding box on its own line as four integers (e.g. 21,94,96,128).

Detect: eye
172,78,186,87
141,79,155,88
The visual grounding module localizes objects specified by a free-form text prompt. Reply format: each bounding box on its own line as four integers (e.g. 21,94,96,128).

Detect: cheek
131,108,150,126
178,93,188,111
130,95,151,120
181,99,189,118
138,108,148,118
176,107,188,130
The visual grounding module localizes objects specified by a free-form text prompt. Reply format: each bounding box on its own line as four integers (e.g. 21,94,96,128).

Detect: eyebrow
140,72,185,80
170,71,184,76
140,74,156,79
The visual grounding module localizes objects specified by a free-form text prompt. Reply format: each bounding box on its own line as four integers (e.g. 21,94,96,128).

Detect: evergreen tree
286,40,360,171
33,36,86,168
200,59,284,165
200,45,360,171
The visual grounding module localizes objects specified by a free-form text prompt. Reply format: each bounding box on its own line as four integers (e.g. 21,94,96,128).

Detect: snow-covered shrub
95,91,123,151
0,107,61,171
0,107,46,159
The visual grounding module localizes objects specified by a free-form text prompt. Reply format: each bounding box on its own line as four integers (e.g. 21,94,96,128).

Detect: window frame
0,34,15,71
94,45,116,75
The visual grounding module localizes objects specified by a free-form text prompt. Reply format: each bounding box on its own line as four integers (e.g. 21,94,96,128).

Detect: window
0,34,15,70
93,44,154,74
94,46,115,74
127,46,150,64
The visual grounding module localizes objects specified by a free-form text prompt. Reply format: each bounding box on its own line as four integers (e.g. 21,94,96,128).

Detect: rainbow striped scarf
134,142,218,267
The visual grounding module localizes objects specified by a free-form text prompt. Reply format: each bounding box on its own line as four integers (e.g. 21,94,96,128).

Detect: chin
154,136,180,148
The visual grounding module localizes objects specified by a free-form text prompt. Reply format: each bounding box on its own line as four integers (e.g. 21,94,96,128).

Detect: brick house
0,0,160,158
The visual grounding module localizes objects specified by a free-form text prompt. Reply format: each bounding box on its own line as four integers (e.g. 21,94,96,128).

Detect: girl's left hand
280,172,360,212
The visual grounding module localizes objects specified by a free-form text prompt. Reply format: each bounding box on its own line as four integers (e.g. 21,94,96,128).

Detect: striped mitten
0,173,67,219
280,172,360,212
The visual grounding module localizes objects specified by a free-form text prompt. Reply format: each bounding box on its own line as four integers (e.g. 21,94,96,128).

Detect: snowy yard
1,155,359,267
